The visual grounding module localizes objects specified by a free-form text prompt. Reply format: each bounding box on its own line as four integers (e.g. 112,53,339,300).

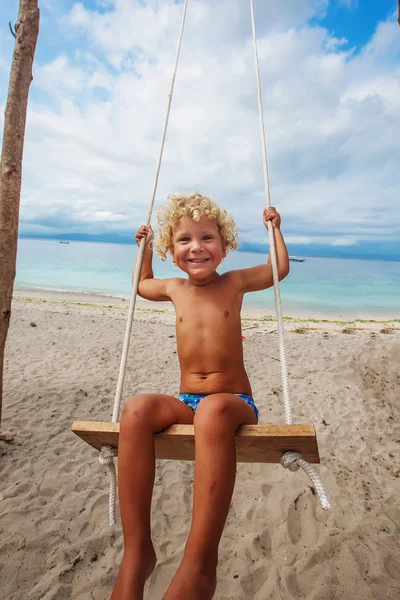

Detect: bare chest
173,288,242,332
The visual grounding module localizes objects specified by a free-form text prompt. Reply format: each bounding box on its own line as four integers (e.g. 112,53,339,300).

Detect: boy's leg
111,393,193,600
163,393,257,600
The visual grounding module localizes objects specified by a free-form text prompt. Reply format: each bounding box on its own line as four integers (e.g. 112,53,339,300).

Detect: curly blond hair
154,193,239,261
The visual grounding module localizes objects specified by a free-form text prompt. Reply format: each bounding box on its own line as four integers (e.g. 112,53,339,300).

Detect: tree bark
0,1,40,428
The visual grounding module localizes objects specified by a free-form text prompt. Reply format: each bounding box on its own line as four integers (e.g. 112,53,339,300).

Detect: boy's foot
110,542,157,600
163,561,217,600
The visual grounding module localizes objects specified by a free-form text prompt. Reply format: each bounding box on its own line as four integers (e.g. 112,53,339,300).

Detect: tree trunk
0,0,39,429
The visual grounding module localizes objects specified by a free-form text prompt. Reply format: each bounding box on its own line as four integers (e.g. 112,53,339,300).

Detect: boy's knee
121,394,158,426
194,397,235,434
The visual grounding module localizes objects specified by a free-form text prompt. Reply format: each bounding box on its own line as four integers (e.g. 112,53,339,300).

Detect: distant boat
289,256,305,262
59,241,70,244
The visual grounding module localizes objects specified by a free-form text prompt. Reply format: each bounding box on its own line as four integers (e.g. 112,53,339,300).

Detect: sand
1,295,399,600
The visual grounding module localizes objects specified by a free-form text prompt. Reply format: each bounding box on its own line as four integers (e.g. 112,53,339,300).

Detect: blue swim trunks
178,393,259,422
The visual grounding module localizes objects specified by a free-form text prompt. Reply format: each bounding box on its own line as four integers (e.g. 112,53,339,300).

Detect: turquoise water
15,238,400,318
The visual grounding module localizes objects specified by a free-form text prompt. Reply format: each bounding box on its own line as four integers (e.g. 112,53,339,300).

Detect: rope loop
99,444,116,466
280,451,302,472
281,451,331,510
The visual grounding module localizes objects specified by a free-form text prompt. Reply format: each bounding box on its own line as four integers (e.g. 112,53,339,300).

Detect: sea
14,238,400,319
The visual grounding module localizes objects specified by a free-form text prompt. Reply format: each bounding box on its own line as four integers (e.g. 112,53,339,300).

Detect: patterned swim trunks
178,393,259,422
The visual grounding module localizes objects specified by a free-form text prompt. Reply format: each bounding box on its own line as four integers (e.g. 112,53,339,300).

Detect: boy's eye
203,235,213,240
179,237,190,242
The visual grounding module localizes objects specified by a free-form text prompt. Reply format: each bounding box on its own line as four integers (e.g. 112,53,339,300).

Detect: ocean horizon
14,237,400,319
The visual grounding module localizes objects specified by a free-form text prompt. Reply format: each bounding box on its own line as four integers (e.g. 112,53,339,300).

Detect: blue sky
314,0,396,49
0,0,399,259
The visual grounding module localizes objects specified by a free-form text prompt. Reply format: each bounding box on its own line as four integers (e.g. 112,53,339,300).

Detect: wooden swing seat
71,421,320,463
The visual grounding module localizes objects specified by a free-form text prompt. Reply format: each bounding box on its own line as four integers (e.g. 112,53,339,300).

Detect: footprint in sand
286,488,318,546
252,530,272,555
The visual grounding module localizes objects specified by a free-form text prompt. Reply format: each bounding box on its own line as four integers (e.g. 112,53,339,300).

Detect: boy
111,193,289,600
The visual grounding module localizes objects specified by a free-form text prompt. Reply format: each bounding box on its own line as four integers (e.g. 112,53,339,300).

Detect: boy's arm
234,208,290,293
134,226,171,302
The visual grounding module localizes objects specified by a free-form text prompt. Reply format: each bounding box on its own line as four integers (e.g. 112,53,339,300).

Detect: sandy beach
1,294,399,600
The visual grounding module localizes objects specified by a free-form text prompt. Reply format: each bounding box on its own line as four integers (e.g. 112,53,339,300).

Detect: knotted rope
249,0,331,510
100,0,190,526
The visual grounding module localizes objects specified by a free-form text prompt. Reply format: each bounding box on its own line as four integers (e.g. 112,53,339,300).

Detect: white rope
99,445,117,526
99,0,190,527
249,0,330,510
281,452,331,510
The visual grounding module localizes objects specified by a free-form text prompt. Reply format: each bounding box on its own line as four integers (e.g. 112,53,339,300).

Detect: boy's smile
172,216,225,281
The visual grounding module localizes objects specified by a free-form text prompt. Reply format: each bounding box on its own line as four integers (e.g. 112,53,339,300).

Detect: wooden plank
71,421,320,463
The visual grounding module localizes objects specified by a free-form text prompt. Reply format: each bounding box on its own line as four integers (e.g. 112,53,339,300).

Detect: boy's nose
191,239,203,251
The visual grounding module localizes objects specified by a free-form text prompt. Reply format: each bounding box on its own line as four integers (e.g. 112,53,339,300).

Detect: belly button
179,316,183,322
224,311,229,318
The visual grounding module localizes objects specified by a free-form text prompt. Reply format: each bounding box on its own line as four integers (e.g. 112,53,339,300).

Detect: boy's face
172,215,226,280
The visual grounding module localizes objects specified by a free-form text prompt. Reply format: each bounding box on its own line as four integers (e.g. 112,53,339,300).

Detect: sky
0,0,399,259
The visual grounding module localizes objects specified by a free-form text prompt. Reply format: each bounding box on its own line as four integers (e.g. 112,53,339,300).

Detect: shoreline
13,288,400,328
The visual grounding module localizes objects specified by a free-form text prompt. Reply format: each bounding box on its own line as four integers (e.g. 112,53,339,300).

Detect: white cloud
0,0,399,252
331,238,357,247
285,236,315,245
285,236,357,246
337,0,358,9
